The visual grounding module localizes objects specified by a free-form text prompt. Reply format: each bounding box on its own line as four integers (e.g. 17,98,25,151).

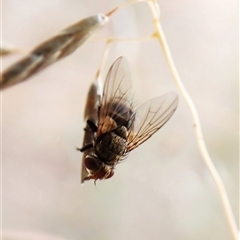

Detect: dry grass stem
1,14,109,90
95,41,112,81
91,35,153,43
80,82,99,182
145,0,238,239
106,0,148,16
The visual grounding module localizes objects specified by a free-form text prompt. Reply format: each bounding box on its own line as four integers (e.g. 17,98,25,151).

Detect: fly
78,57,178,183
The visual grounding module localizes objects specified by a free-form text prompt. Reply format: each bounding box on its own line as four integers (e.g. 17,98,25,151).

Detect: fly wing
98,57,134,134
81,82,99,183
127,93,178,152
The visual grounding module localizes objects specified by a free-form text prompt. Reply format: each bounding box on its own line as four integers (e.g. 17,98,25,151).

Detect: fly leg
86,119,98,132
77,119,98,152
77,143,93,152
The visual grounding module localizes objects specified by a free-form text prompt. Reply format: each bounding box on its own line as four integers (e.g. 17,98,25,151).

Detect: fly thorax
95,131,127,164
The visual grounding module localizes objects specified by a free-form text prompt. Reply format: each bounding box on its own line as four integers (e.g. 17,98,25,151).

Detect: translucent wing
127,93,178,152
98,57,134,134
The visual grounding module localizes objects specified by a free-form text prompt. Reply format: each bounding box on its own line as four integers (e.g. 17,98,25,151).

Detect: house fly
78,57,178,183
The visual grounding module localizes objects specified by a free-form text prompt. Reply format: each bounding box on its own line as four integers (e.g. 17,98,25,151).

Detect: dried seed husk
1,14,109,90
81,82,99,183
0,42,21,56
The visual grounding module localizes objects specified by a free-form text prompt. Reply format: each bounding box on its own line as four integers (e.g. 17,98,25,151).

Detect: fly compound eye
84,155,100,171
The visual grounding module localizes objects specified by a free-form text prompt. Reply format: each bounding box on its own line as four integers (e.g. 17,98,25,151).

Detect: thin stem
91,35,153,43
106,0,148,16
96,40,112,79
146,1,238,239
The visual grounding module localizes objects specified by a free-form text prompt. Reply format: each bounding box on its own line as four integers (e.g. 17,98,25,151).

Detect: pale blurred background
2,0,238,240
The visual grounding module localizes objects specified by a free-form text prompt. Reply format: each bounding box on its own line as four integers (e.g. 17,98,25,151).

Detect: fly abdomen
107,101,133,128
